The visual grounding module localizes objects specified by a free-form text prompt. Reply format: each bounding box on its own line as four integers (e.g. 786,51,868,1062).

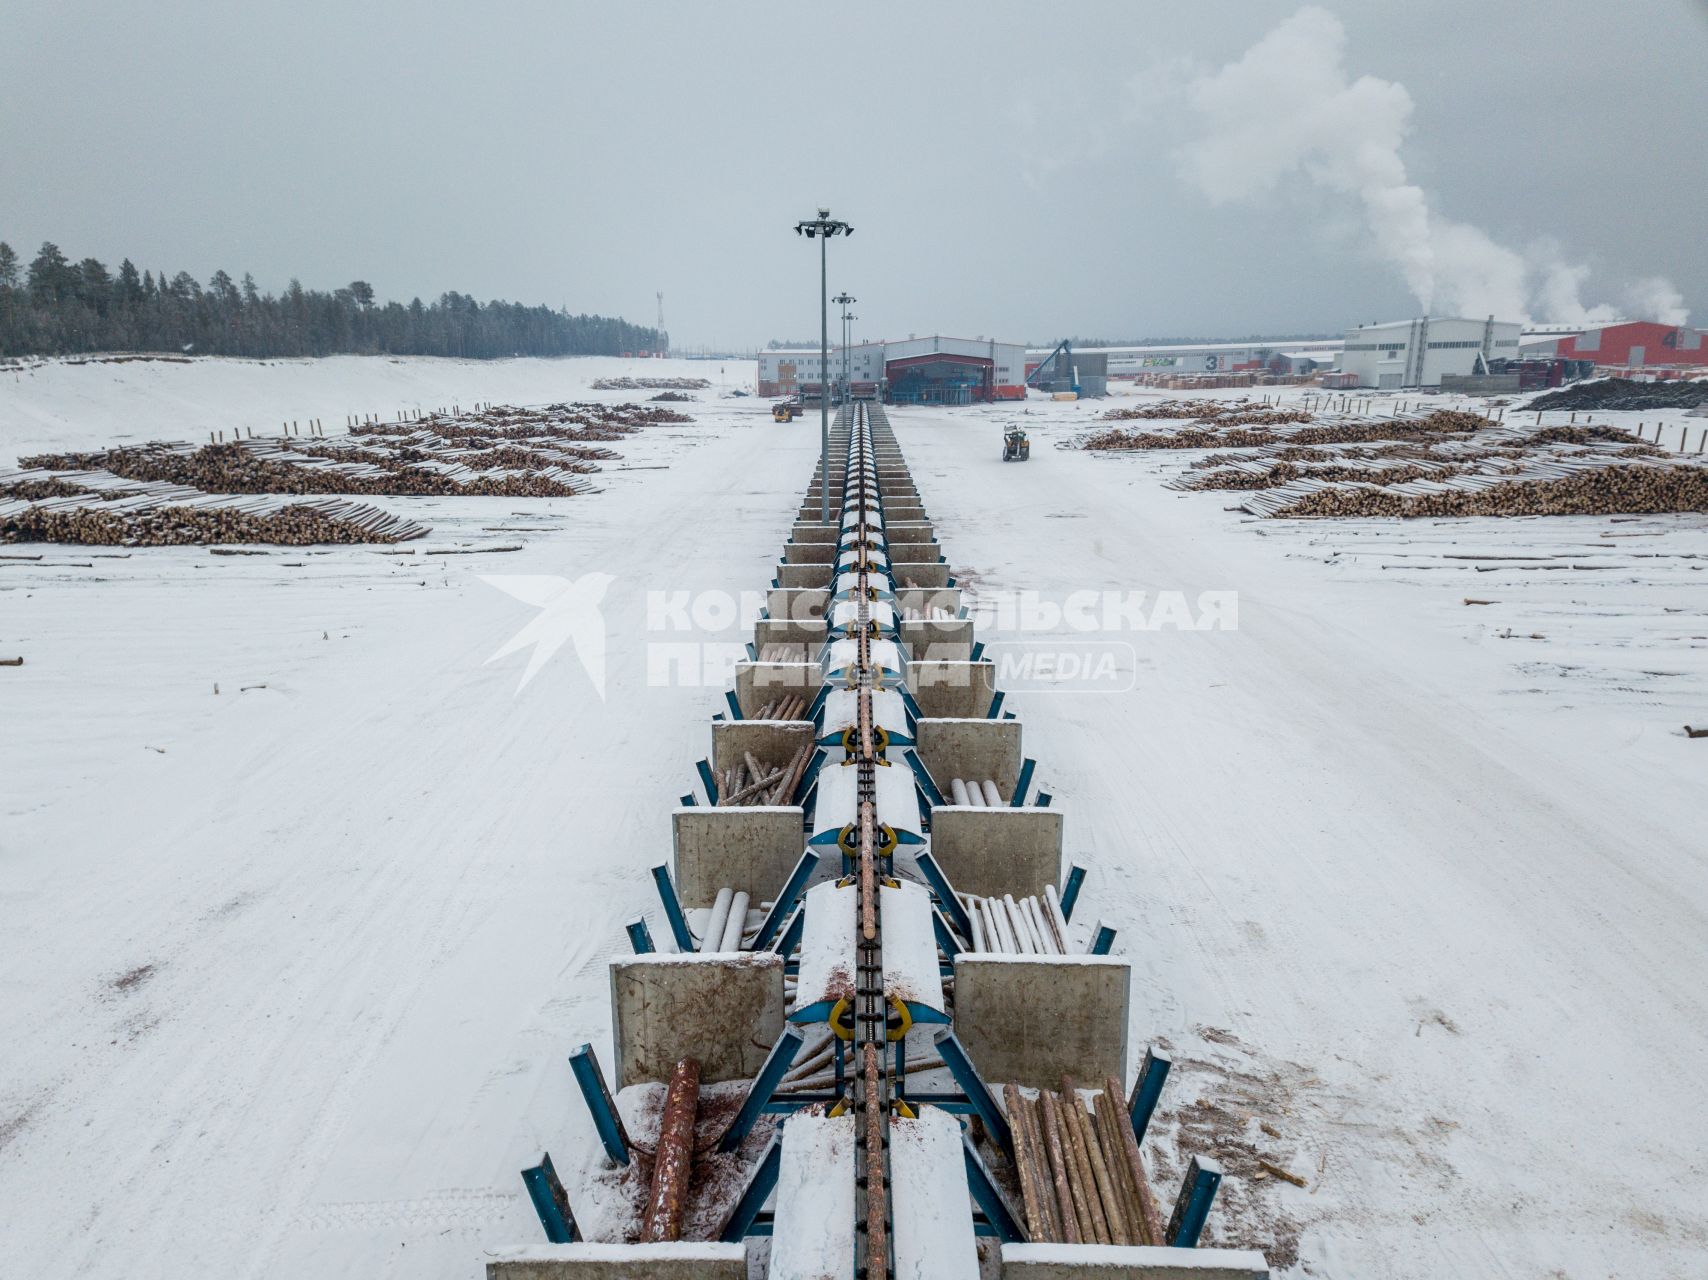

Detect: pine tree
0,241,19,289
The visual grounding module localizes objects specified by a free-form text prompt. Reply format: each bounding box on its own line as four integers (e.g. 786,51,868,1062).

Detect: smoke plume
1176,7,1688,325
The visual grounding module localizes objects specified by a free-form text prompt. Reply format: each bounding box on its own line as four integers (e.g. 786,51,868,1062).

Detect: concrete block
953,955,1129,1091
894,586,962,619
909,658,995,718
891,562,950,589
672,805,806,908
610,952,784,1087
487,1244,748,1279
710,720,815,779
776,564,833,590
789,522,839,543
1001,1244,1270,1279
734,661,822,717
926,805,1062,899
915,717,1022,798
766,587,829,623
783,541,836,565
755,618,827,652
900,617,974,661
885,522,936,544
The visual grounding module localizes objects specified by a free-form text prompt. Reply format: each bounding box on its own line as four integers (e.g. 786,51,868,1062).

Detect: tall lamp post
795,209,852,524
833,292,857,403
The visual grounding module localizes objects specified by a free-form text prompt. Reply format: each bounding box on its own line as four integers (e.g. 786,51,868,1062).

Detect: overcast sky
5,0,1706,349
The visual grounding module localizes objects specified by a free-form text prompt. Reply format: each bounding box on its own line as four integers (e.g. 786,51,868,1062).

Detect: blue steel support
625,916,655,954
1090,922,1117,955
986,690,1006,720
717,1133,783,1243
679,793,697,807
718,1027,804,1152
520,1151,580,1243
771,905,806,958
789,748,827,805
932,908,962,960
696,758,720,805
725,689,744,720
568,1043,631,1166
1059,864,1087,921
936,1030,1013,1159
962,1134,1027,1243
1011,758,1036,807
1166,1155,1222,1247
1128,1045,1173,1145
650,864,695,952
806,684,832,721
903,749,946,808
970,641,985,662
754,849,819,949
914,850,974,941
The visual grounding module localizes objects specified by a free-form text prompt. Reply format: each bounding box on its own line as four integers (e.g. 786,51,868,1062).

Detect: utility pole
795,210,852,524
833,292,857,404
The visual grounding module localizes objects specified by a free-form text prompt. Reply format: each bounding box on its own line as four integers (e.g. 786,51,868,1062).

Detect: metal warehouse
757,335,1028,404
1521,320,1708,373
1029,339,1344,380
1339,317,1522,388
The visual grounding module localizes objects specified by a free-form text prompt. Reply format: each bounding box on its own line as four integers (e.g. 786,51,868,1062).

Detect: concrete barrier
953,955,1130,1091
915,717,1022,798
672,805,807,908
894,586,962,619
776,564,833,590
900,617,974,660
1001,1244,1271,1279
885,522,936,544
767,587,829,622
909,658,995,718
925,805,1061,899
755,618,828,652
610,952,785,1087
487,1244,748,1279
783,541,837,565
710,720,816,779
734,661,823,717
890,562,950,589
789,522,840,543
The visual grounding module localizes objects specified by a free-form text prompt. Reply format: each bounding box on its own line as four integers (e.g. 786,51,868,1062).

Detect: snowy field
4,358,1708,1278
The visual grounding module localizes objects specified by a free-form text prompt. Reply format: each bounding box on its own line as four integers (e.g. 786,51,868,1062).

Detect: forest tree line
0,240,665,360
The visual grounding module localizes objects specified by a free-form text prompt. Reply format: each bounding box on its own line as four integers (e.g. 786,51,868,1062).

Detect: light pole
833,292,856,404
795,209,852,524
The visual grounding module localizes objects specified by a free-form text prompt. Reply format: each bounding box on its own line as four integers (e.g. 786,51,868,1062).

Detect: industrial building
1028,338,1343,381
757,335,1028,404
1520,320,1708,372
1339,317,1522,389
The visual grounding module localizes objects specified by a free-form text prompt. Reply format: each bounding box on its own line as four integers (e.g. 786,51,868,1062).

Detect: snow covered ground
3,360,1707,1278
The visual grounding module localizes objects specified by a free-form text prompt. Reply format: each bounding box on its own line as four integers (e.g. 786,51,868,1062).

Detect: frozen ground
3,361,1707,1278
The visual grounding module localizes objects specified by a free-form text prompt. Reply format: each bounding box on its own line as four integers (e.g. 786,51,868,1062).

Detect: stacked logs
1183,460,1459,491
1004,1078,1165,1247
947,777,1003,807
959,885,1073,955
717,740,813,807
591,377,711,392
2,501,424,546
751,694,809,721
1277,462,1708,519
1100,400,1309,425
1082,410,1490,454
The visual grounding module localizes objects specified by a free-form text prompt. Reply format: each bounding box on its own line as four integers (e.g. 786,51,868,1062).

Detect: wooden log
1037,1089,1082,1243
1074,1090,1131,1245
1057,1078,1110,1245
639,1057,700,1242
1105,1074,1165,1246
1004,1084,1048,1240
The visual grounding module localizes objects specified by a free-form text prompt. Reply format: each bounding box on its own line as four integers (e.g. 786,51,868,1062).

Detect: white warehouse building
1340,317,1522,389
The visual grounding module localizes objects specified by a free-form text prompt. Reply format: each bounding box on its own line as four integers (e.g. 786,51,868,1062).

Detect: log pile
717,739,812,807
1082,408,1492,453
1101,400,1310,426
1004,1078,1165,1246
1,499,426,546
959,884,1073,955
591,377,711,392
1182,460,1460,492
1275,462,1708,519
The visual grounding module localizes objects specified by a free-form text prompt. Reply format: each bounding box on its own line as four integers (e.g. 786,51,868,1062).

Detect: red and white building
1520,320,1708,373
757,335,1028,404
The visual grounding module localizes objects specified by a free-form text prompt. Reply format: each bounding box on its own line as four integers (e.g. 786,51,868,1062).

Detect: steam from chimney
1175,7,1687,325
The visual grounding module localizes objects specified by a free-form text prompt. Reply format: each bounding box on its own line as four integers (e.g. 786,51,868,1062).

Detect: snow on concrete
4,361,1707,1278
888,1104,979,1280
768,1111,855,1280
791,882,856,1016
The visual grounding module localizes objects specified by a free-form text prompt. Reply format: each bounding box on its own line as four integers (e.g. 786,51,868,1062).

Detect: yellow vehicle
773,402,798,422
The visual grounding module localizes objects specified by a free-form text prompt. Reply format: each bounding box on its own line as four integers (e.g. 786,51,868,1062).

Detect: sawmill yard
4,357,1708,1278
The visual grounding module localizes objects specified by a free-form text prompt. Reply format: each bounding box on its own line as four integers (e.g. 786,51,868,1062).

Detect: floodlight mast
794,210,851,524
833,293,857,401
